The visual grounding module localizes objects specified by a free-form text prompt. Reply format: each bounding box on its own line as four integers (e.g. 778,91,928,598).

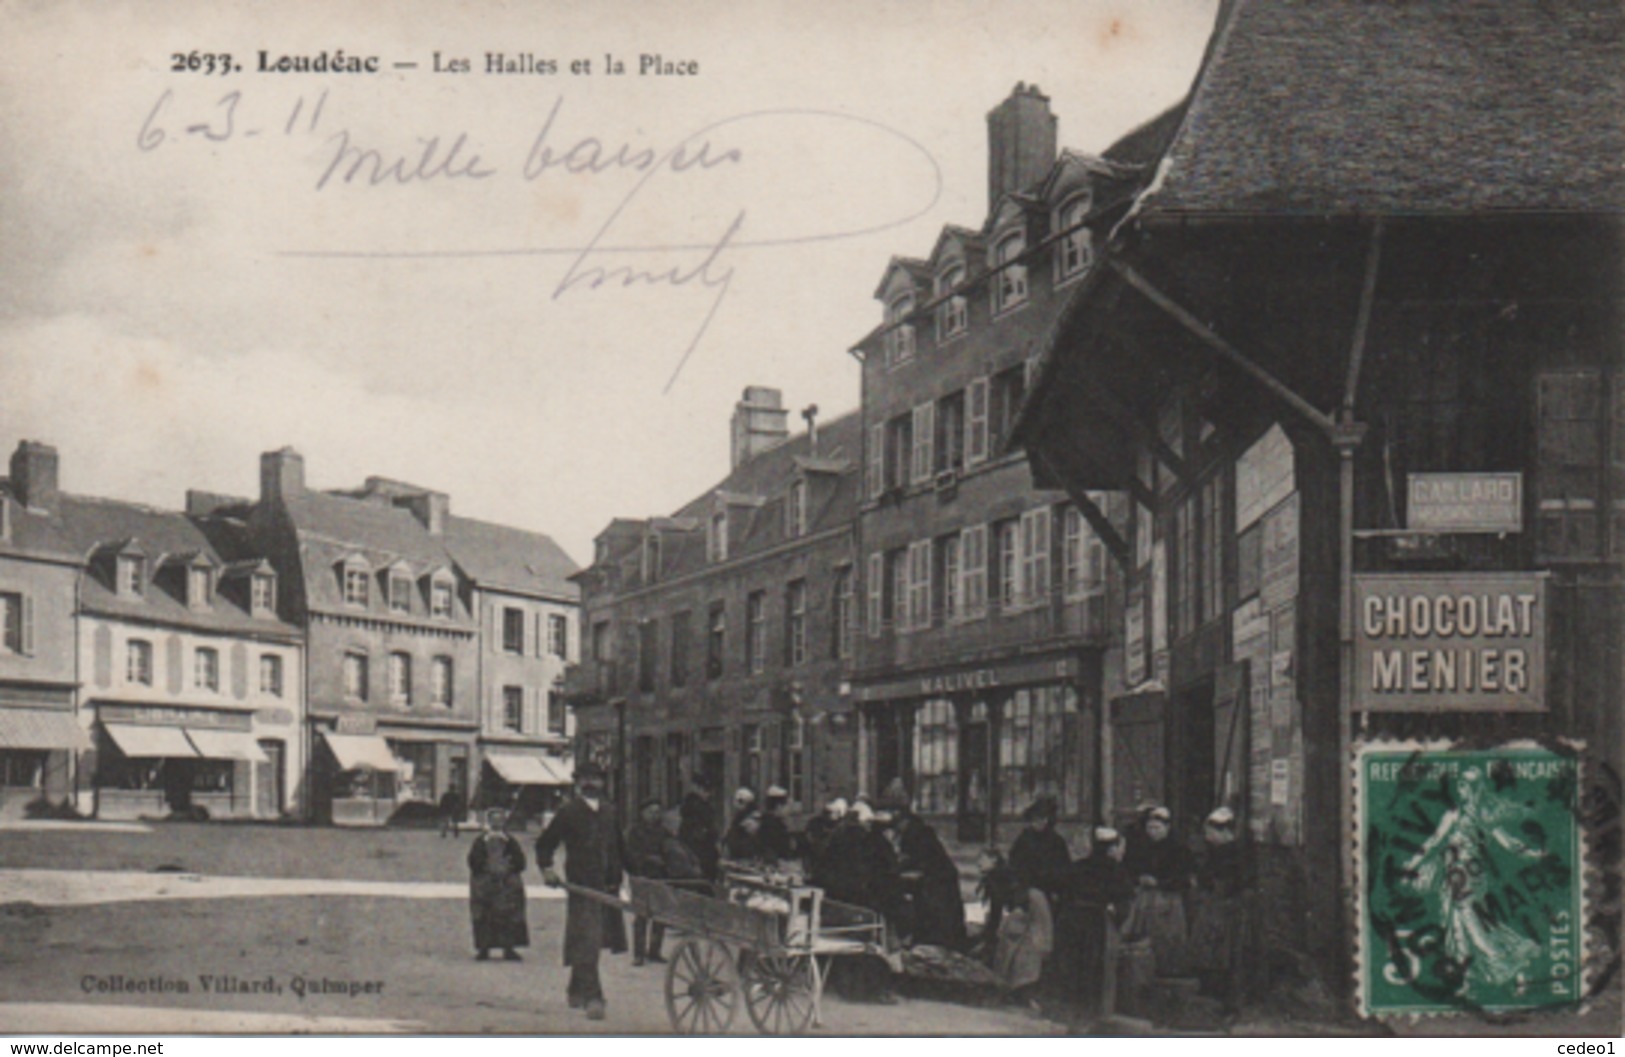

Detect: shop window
126,639,153,685
392,740,435,803
431,657,453,707
912,699,959,816
998,686,1079,818
0,749,46,788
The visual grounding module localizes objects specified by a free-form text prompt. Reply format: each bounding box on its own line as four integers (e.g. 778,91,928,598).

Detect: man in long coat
679,774,721,881
536,763,626,1021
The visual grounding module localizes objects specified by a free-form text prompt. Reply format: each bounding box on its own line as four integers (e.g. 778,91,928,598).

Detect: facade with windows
849,84,1134,844
1015,0,1623,999
0,443,88,820
57,484,304,821
242,451,481,825
443,512,580,819
569,391,860,830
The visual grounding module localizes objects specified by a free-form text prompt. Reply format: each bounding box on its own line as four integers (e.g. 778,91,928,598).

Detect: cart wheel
664,938,738,1034
739,951,817,1035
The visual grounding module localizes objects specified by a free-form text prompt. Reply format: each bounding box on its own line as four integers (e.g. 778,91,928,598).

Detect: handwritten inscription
134,88,941,391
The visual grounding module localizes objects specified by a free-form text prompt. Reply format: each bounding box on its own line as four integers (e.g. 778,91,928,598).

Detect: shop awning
185,728,270,763
0,708,91,751
486,752,573,786
321,732,399,772
104,723,198,758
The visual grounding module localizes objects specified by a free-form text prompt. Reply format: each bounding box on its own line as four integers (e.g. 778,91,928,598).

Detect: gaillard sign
1353,573,1547,712
1406,472,1523,533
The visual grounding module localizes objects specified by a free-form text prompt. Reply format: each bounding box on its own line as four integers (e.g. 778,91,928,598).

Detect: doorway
957,715,989,844
256,739,285,818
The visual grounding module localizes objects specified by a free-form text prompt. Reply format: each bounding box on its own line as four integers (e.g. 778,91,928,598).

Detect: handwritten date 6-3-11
137,89,325,151
171,52,239,75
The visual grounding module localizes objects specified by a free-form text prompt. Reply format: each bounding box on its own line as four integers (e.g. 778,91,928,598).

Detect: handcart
561,863,896,1034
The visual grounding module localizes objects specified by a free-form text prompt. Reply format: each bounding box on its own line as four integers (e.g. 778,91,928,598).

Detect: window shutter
966,377,990,466
912,403,935,484
867,553,883,636
20,594,34,656
868,424,885,498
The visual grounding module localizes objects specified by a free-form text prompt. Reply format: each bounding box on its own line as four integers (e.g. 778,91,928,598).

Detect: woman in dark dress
892,804,966,949
467,807,529,961
1008,795,1072,905
1121,804,1193,977
1187,806,1248,1011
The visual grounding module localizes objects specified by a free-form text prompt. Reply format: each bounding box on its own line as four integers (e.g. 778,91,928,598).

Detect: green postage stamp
1357,743,1586,1017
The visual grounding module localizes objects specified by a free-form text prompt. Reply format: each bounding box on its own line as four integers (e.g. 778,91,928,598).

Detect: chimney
987,82,1057,210
259,447,305,503
396,491,450,535
802,404,820,457
10,441,60,514
730,386,790,469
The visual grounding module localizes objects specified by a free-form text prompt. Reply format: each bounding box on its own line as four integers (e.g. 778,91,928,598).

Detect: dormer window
935,262,968,341
187,566,212,609
118,555,145,597
885,292,916,367
708,511,728,563
1055,193,1094,282
429,578,454,619
389,571,412,614
786,479,807,539
643,534,662,582
250,573,276,615
992,231,1029,314
342,561,369,607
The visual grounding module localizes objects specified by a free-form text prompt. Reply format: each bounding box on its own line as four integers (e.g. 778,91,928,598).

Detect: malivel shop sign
1353,573,1547,712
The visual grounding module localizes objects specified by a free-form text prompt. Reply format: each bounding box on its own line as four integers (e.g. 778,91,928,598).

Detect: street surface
0,821,1052,1036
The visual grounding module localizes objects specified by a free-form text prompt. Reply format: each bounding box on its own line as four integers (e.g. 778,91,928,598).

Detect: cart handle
552,879,632,912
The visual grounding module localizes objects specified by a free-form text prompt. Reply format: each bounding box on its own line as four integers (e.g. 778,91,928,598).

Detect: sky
0,0,1219,566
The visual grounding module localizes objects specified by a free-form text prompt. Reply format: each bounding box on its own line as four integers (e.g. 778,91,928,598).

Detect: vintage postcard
1,0,1620,1042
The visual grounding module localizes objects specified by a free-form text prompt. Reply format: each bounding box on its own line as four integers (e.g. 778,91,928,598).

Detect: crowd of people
459,764,1251,1026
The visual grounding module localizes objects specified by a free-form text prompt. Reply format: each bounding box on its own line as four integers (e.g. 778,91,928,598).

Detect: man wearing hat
758,785,793,863
679,772,721,882
535,762,626,1021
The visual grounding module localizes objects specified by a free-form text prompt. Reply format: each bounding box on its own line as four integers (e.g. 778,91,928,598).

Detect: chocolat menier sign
1353,572,1547,712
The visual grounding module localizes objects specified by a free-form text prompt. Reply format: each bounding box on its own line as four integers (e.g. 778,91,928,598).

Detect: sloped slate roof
1143,0,1625,216
0,485,79,564
443,515,580,602
57,495,298,637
